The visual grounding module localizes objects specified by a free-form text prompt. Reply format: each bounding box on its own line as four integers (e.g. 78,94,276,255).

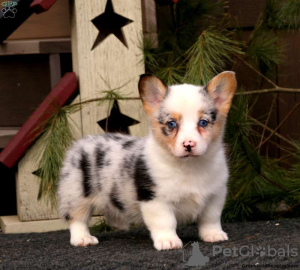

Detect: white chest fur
144,136,228,223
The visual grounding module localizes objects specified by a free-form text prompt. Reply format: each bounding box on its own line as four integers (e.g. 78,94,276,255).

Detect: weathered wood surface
141,0,158,47
228,0,266,28
17,146,59,221
71,0,148,137
0,38,71,55
227,1,300,157
0,128,19,149
277,31,300,146
0,54,51,127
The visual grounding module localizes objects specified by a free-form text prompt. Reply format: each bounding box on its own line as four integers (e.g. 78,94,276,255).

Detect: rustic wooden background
229,0,300,158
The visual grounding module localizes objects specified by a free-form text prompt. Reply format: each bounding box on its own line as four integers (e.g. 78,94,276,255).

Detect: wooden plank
277,31,300,149
141,0,157,33
141,0,158,48
228,0,266,28
39,38,71,53
0,39,40,55
0,54,51,127
71,0,148,137
49,54,61,88
0,215,102,233
0,72,78,168
0,128,19,148
232,30,280,158
0,38,71,55
16,150,59,221
8,0,70,40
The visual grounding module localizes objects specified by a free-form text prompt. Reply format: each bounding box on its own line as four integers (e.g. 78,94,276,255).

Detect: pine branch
231,104,298,149
185,29,243,84
236,55,277,87
68,97,140,108
235,56,300,96
276,202,300,217
260,171,290,192
258,94,277,152
235,87,300,95
259,102,300,148
248,114,298,149
267,0,300,30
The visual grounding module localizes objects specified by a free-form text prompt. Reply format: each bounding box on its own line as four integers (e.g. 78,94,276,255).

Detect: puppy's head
138,72,236,158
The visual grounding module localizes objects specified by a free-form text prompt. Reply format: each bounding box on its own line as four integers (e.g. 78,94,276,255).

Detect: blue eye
167,121,177,129
199,120,208,127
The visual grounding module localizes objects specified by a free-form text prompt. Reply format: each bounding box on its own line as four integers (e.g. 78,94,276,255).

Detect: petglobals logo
1,1,18,18
179,242,298,269
213,245,298,258
182,242,209,268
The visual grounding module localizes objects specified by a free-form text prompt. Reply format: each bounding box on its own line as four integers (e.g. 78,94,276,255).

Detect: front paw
153,235,183,251
200,230,228,243
70,235,99,246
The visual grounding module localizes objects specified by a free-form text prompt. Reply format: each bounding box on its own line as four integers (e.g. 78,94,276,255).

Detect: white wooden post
71,0,148,137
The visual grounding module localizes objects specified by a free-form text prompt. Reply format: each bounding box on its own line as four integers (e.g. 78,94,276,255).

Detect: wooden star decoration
97,100,139,134
91,0,133,50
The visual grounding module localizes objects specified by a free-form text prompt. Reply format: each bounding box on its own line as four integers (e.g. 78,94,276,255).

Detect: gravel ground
0,218,299,270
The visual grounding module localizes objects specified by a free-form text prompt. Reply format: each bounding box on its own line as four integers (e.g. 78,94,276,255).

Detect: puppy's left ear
205,71,237,116
138,74,167,116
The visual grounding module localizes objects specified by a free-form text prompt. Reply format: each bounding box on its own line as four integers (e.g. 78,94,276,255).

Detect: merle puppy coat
57,71,237,250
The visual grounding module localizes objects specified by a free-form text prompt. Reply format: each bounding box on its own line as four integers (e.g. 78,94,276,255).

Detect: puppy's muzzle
183,141,196,152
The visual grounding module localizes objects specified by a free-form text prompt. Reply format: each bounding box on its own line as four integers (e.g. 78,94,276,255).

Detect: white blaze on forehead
162,84,215,157
164,84,213,118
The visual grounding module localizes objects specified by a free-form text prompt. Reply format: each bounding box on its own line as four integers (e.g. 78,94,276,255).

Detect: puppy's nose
183,141,196,152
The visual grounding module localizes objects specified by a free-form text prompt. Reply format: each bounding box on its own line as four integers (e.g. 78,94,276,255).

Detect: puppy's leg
141,201,182,251
198,186,228,242
69,202,99,246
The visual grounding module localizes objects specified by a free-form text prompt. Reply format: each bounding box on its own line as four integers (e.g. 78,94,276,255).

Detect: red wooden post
30,0,58,14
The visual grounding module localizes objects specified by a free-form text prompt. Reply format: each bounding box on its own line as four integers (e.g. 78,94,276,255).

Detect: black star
32,168,46,199
32,168,43,178
91,0,133,50
97,100,139,134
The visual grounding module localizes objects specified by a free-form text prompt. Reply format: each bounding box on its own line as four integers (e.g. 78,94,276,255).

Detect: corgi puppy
57,71,237,250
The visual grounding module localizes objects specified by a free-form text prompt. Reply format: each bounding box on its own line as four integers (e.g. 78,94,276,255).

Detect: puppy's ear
205,71,237,116
138,74,167,115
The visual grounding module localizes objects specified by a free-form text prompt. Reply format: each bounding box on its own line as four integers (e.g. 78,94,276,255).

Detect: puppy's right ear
138,74,167,115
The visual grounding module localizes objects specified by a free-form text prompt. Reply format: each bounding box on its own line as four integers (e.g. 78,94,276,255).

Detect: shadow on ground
0,219,299,269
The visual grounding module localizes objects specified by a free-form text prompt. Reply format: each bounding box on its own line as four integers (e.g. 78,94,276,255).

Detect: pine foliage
224,94,300,221
34,106,77,205
184,29,243,85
